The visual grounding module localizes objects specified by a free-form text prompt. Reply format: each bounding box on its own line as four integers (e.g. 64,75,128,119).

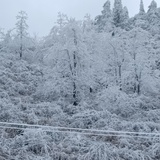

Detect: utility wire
0,122,160,139
0,125,158,139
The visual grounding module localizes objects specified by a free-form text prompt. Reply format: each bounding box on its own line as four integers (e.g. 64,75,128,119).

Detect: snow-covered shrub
69,110,101,129
81,142,118,160
96,86,141,118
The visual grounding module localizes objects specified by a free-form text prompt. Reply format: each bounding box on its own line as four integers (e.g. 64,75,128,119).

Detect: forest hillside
0,0,160,159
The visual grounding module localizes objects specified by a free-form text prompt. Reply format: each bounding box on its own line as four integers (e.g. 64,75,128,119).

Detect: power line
0,125,158,140
0,121,160,139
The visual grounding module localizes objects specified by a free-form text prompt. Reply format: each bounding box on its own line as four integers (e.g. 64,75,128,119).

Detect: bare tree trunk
137,83,140,95
133,52,137,94
20,43,22,58
20,28,23,58
72,29,78,106
65,49,78,106
109,42,123,90
134,69,141,95
137,71,141,95
132,31,141,95
73,52,78,106
118,65,122,90
90,87,93,93
115,67,118,85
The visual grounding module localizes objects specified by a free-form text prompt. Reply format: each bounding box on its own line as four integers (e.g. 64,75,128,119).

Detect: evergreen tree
148,0,157,13
16,11,28,58
139,0,145,14
95,0,112,32
122,6,129,21
0,29,14,52
147,0,159,35
113,0,123,27
102,0,112,18
132,0,147,30
121,6,129,29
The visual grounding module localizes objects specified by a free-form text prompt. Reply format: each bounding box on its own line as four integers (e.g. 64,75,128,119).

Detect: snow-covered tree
95,0,113,32
146,0,160,35
131,0,147,30
122,28,154,95
102,0,112,17
0,29,13,52
148,0,157,13
43,16,93,105
113,0,123,27
16,11,28,58
122,6,129,21
139,0,145,14
121,6,129,29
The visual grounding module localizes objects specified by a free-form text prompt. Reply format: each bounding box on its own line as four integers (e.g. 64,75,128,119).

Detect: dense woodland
0,0,160,159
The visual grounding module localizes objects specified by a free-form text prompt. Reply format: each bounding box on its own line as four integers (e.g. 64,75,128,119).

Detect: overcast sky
0,0,159,36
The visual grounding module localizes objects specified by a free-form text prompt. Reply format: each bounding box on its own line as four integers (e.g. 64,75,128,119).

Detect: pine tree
113,0,123,27
102,0,112,18
148,0,157,13
147,0,159,35
139,0,145,14
95,0,113,32
133,0,147,29
121,6,129,29
0,29,14,52
16,11,28,58
122,6,129,21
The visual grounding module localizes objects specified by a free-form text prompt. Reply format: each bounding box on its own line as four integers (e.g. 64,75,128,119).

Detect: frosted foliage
0,1,160,159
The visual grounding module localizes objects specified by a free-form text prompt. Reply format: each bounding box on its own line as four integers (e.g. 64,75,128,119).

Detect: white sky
0,0,159,36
